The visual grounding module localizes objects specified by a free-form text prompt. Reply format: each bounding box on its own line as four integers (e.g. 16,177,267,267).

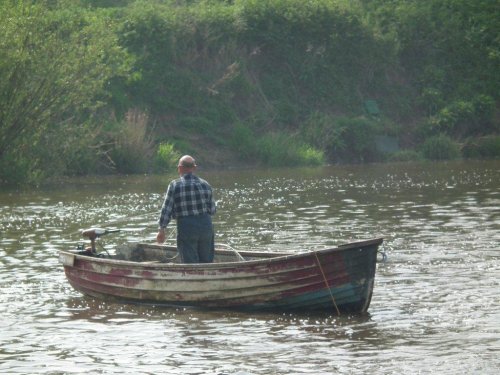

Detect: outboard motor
81,228,120,253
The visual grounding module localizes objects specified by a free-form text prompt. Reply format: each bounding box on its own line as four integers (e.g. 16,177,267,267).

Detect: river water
0,160,498,374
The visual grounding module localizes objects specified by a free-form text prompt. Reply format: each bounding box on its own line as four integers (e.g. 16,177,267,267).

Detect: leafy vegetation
420,134,461,161
463,135,500,159
0,0,131,183
156,142,181,172
255,133,325,167
0,0,498,185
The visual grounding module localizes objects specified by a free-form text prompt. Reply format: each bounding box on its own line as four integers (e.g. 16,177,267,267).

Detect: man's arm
157,183,175,243
209,187,216,215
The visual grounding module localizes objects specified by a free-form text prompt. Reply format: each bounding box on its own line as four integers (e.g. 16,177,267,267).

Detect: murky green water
1,160,499,374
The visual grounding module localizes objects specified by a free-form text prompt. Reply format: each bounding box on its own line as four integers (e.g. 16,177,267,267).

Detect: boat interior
80,242,289,264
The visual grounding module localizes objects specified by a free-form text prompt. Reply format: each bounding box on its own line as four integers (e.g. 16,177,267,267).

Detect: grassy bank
1,0,498,185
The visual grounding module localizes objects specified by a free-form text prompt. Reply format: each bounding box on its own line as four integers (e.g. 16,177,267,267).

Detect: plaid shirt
158,173,216,229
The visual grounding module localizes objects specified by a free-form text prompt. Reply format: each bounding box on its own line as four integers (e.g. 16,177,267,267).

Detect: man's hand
156,228,166,244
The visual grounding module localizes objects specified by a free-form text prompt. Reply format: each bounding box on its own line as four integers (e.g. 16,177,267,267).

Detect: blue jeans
176,214,214,263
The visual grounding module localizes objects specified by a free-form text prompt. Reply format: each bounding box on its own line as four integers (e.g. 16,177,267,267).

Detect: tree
0,0,130,183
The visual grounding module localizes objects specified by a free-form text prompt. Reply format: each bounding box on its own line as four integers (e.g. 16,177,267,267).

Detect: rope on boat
161,227,245,262
378,249,388,262
215,243,246,261
313,251,341,316
166,227,177,242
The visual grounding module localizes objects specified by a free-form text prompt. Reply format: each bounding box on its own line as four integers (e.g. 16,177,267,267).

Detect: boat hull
59,238,383,313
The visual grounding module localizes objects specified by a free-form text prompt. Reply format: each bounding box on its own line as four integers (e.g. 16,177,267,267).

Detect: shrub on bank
255,133,324,167
300,111,344,152
0,152,43,186
300,114,386,164
0,1,130,185
423,95,496,138
229,123,258,161
420,134,461,161
388,150,423,162
462,136,500,159
107,110,154,173
1,0,499,185
155,142,181,172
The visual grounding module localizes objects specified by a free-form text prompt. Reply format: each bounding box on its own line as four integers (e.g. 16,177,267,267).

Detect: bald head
177,155,196,173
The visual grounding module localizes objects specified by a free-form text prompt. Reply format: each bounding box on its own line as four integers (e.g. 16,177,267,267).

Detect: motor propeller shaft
81,228,120,253
81,228,120,240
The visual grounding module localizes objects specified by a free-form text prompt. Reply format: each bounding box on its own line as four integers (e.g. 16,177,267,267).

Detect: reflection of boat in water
59,228,383,314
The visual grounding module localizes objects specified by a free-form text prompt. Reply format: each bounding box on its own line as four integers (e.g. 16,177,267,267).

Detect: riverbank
1,1,498,185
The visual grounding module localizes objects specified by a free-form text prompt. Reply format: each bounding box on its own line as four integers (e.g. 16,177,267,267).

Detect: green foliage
366,0,499,111
169,138,196,156
462,136,500,159
229,124,325,166
229,122,257,160
106,110,155,174
117,0,395,124
1,0,499,184
296,144,325,166
155,142,181,172
301,112,403,163
420,134,461,161
301,111,346,151
118,0,237,117
0,0,131,184
255,132,324,167
425,95,496,138
0,148,44,186
81,0,134,7
235,0,393,110
330,117,382,163
388,150,423,162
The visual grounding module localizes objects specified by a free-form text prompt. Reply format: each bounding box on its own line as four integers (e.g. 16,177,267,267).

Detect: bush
332,117,381,163
301,114,392,163
420,134,461,160
0,150,43,186
462,136,500,159
388,150,423,162
296,144,324,166
107,109,155,173
425,95,496,138
255,132,324,167
155,142,181,172
229,123,257,161
300,111,344,151
0,1,131,184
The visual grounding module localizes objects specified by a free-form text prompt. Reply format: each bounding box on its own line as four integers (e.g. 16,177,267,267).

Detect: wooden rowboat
59,232,383,314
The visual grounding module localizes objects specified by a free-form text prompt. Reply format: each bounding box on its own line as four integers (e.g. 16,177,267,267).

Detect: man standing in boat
156,155,216,263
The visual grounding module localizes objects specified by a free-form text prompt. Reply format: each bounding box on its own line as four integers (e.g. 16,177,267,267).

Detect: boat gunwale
59,237,383,270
